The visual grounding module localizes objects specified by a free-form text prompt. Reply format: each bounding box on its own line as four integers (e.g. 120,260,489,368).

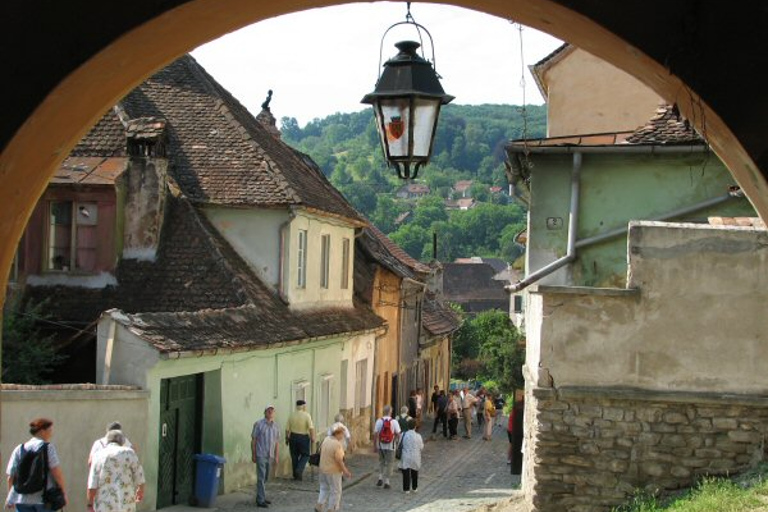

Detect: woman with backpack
5,418,68,512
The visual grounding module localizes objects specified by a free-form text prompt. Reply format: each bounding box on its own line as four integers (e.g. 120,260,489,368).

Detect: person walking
373,405,401,489
482,392,495,440
314,424,351,512
431,390,448,439
476,390,486,429
447,390,461,440
5,417,68,512
87,430,144,512
252,405,280,508
461,387,477,439
429,385,439,416
398,419,424,494
493,394,506,429
88,421,136,467
285,400,315,481
415,388,424,430
325,414,351,451
395,406,412,435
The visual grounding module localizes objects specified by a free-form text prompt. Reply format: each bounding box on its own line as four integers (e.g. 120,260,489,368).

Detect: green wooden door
157,375,201,508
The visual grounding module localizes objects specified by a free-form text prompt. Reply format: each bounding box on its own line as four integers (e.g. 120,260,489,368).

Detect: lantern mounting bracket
375,3,439,83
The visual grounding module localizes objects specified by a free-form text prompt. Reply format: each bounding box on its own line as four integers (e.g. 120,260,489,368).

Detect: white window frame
354,359,368,415
319,374,334,432
46,200,99,273
339,360,349,410
292,379,310,405
320,234,331,289
341,238,350,289
297,229,308,288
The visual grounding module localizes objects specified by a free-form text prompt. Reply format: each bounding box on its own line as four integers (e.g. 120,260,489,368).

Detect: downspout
508,152,582,293
278,208,297,302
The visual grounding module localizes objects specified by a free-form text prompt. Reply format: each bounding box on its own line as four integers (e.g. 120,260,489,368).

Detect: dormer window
46,200,98,272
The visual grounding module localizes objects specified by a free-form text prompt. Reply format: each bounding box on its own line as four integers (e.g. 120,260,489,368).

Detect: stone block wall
524,387,768,512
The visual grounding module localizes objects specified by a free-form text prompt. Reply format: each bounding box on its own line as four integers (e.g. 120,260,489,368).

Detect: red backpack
379,418,394,444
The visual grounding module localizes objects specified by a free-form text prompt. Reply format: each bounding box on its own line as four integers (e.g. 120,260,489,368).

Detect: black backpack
13,442,49,494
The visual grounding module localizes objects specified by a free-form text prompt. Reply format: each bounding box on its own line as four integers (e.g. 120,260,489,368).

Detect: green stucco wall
527,151,755,287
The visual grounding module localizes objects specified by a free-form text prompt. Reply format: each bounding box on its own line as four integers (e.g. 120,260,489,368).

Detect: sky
191,2,563,128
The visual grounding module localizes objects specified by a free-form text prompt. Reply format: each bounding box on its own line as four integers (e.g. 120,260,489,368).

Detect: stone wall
524,387,768,512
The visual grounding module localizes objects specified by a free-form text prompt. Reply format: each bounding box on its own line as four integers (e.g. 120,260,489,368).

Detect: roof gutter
508,152,582,293
506,144,710,155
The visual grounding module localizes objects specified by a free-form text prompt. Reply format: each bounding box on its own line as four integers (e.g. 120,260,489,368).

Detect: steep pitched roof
72,55,364,224
359,224,431,280
421,293,461,336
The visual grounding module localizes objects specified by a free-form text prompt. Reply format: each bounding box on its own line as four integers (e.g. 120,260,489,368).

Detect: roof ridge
180,55,303,205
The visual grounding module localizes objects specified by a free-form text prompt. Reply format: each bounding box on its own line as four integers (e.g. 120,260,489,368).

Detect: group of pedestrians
4,418,144,512
429,386,504,441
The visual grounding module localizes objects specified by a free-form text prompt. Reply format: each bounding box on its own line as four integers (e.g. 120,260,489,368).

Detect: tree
2,297,67,384
389,223,430,260
450,309,524,393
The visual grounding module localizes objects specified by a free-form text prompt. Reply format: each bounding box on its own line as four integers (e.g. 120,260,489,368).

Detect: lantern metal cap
361,40,455,104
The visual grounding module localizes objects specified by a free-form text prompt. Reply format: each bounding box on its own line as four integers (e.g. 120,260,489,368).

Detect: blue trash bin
194,453,226,507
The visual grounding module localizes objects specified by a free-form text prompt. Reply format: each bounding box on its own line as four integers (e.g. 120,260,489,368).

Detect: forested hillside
281,103,547,262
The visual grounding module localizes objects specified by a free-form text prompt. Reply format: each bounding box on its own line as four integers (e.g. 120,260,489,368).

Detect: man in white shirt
373,405,401,489
461,388,477,439
89,422,135,466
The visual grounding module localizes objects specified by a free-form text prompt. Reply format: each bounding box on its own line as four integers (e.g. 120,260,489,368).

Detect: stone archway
3,0,768,301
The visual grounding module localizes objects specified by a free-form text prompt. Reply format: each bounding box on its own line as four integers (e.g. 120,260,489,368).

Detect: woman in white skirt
398,418,424,494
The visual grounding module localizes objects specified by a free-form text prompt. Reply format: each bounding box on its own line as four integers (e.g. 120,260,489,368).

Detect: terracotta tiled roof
69,107,126,157
625,104,704,145
119,302,384,354
73,55,363,223
360,224,431,279
421,293,461,336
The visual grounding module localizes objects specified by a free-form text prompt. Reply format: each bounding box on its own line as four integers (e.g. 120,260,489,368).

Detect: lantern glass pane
379,99,411,158
413,98,440,157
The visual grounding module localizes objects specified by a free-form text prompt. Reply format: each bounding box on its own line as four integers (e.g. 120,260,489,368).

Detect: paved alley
194,417,524,512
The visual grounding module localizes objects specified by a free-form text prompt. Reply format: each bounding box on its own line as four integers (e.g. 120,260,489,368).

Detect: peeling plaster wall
524,221,768,511
531,222,768,394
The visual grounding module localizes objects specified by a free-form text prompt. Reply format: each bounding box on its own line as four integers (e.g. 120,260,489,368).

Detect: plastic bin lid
194,453,227,464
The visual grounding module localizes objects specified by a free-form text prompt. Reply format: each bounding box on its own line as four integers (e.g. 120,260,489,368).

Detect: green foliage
450,309,524,393
282,104,541,260
612,465,768,512
2,297,67,384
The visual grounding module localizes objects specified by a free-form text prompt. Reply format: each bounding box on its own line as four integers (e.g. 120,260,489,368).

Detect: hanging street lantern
362,8,454,180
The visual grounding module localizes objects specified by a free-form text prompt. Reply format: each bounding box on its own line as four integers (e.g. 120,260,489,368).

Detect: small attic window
127,137,166,158
126,118,167,157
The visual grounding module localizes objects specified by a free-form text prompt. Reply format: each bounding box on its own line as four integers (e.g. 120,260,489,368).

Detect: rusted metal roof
51,157,127,185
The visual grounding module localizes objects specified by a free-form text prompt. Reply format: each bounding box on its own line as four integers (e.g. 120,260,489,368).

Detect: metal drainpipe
508,152,582,293
574,189,743,249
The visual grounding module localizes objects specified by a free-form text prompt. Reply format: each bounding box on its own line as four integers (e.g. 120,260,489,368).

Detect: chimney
122,117,168,261
256,89,281,139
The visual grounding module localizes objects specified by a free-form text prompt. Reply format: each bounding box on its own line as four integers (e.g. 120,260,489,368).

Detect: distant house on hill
396,183,430,199
452,180,473,198
394,210,412,226
442,261,509,314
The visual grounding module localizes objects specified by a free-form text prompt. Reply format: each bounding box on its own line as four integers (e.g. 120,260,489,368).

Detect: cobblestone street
187,416,524,512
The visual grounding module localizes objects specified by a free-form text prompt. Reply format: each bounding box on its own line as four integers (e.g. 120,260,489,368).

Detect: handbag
40,443,65,511
308,446,321,467
395,440,403,460
43,485,66,511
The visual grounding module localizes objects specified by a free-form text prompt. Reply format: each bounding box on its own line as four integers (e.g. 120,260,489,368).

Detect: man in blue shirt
252,406,280,508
